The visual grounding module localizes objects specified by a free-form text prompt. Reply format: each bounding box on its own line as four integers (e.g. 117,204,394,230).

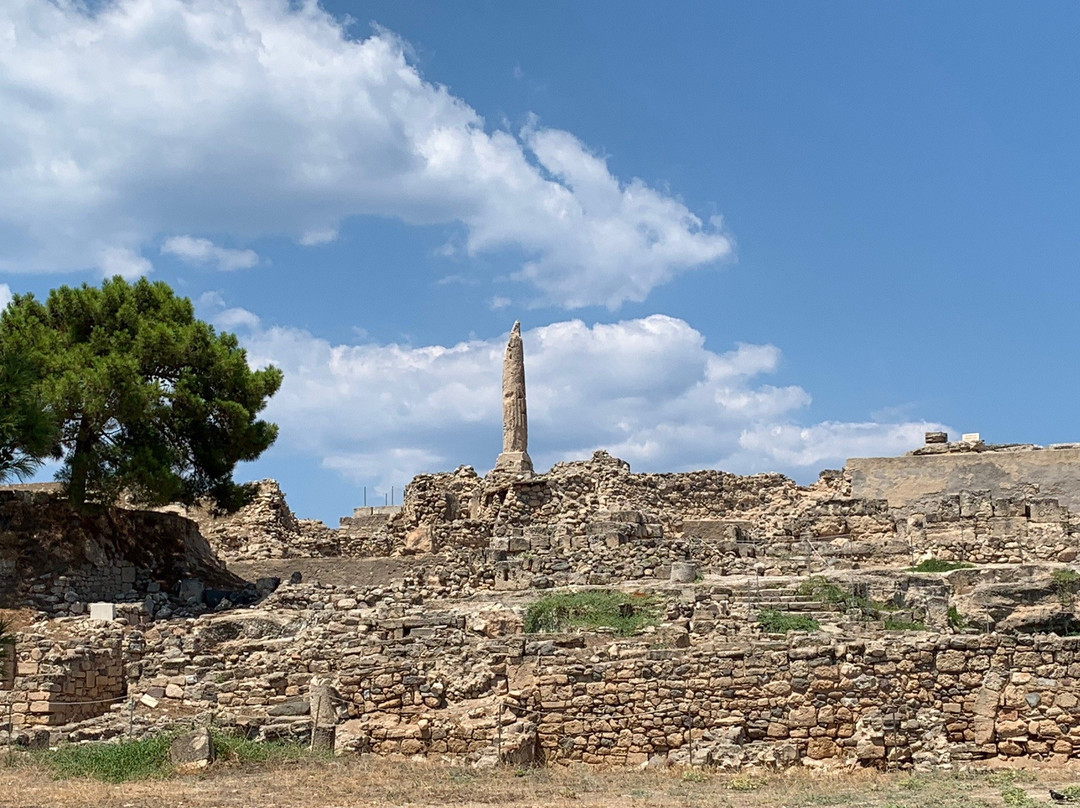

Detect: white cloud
161,236,258,271
222,310,943,489
0,284,11,310
98,247,152,279
298,228,339,247
0,0,730,308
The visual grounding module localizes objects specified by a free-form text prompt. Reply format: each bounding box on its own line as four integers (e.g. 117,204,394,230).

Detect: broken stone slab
267,700,310,716
170,728,214,773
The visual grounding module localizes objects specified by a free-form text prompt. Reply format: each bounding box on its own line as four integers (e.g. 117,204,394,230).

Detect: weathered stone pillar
309,679,339,753
494,321,534,476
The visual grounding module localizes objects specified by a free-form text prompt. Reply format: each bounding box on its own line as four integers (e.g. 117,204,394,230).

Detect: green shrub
524,590,658,636
797,577,849,606
1052,568,1080,605
908,559,973,573
757,609,819,633
36,735,173,783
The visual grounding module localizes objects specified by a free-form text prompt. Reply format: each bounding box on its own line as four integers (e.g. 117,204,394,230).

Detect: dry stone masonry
8,410,1080,773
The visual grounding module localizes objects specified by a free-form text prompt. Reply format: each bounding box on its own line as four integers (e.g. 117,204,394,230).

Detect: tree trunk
67,417,94,508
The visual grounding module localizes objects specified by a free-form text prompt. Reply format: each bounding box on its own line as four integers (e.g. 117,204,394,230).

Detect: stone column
494,321,534,476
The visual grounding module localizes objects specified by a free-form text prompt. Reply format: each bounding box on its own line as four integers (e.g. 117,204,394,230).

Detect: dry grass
0,753,1076,808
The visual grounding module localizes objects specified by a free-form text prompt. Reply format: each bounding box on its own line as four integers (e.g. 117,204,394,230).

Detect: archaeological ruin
4,323,1080,771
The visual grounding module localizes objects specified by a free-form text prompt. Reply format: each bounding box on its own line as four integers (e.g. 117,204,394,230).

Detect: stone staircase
727,578,851,634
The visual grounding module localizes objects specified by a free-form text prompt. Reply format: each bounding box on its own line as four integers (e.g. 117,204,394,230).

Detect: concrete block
89,602,116,621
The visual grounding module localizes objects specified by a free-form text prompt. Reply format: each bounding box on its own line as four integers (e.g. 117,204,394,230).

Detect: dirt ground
1,755,1076,808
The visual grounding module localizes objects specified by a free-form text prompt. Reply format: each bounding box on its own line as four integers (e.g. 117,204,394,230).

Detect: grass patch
31,730,324,783
908,559,973,573
797,576,849,606
212,731,316,766
1000,784,1039,807
524,590,659,636
882,618,926,631
35,734,173,783
757,609,819,633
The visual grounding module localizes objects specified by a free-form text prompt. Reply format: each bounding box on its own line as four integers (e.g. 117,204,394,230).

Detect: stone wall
0,488,239,614
12,600,1080,770
848,445,1080,510
5,625,128,727
178,480,339,562
898,492,1077,565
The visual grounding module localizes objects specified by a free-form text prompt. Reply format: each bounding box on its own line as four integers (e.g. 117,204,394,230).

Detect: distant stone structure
493,321,533,476
849,432,1080,509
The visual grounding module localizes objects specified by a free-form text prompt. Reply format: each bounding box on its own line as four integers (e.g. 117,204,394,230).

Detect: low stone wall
13,586,1080,771
6,627,128,727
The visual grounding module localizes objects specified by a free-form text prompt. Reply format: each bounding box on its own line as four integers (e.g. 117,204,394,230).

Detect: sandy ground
1,755,1076,808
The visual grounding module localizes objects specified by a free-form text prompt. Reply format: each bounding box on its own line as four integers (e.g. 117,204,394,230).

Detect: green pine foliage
0,350,58,482
0,277,282,509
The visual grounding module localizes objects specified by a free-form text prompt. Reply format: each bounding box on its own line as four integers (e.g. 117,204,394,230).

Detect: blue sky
2,1,1079,523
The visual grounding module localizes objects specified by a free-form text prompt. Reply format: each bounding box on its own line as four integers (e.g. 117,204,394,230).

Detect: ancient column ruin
493,321,534,476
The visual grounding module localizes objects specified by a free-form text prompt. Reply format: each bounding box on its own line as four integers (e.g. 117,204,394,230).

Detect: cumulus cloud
203,305,943,489
98,247,152,279
0,0,730,307
0,284,11,310
161,236,258,271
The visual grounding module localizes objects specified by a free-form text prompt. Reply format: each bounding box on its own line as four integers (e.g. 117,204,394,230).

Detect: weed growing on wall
756,609,819,633
1051,568,1080,606
908,558,974,573
524,590,658,636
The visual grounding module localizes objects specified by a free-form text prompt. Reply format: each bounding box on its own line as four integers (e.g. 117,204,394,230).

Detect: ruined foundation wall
13,606,1080,770
849,447,1080,510
5,628,128,727
0,489,237,613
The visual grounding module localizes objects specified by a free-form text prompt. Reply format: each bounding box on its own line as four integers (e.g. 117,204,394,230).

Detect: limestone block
170,728,215,772
935,650,966,673
1028,499,1068,523
89,602,116,621
805,737,839,759
669,562,697,583
403,525,436,555
988,517,1028,540
178,579,205,603
960,490,993,519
